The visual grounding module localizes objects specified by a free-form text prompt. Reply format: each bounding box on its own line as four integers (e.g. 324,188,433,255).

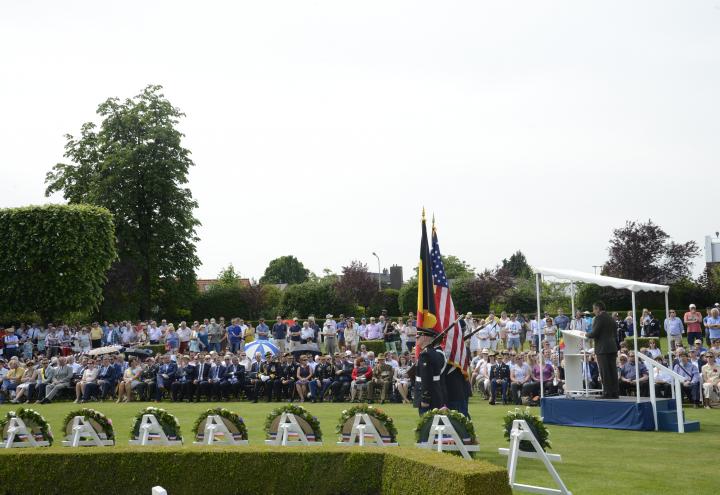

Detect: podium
561,330,599,397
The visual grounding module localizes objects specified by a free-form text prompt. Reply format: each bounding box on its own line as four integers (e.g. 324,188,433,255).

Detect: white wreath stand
3,417,50,448
498,419,571,495
62,416,114,447
193,415,248,446
128,414,182,446
415,414,479,460
337,413,398,447
265,413,322,446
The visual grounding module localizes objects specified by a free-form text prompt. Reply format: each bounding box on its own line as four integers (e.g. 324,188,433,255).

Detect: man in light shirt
664,310,685,351
505,314,522,352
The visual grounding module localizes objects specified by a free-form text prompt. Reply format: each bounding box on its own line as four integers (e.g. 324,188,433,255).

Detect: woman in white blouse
74,359,98,403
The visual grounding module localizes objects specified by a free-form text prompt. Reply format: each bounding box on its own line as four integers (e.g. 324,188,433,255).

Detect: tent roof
534,267,669,293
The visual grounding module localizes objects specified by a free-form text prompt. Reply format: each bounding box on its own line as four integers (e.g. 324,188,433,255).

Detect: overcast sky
1,1,718,281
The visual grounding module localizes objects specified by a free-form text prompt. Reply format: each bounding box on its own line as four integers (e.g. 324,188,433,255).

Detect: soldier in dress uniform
445,364,470,418
416,327,447,415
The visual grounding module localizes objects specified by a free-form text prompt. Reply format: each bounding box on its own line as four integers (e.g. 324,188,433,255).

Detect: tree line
0,86,715,324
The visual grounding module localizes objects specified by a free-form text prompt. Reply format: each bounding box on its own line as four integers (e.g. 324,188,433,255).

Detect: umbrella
244,340,279,360
86,345,123,356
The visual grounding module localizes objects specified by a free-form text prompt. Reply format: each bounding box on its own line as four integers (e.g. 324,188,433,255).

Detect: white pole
631,291,640,402
664,291,671,368
536,272,544,399
570,282,576,319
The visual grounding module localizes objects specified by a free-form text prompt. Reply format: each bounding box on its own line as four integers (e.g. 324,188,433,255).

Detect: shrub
0,447,510,495
623,337,660,350
0,204,116,321
359,340,386,356
368,289,400,318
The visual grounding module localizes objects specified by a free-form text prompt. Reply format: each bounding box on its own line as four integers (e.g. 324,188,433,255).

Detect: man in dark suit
222,356,245,400
193,355,213,402
155,354,177,402
587,301,619,399
171,356,195,401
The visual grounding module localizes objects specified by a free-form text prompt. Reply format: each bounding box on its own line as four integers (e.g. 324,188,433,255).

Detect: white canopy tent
533,267,670,402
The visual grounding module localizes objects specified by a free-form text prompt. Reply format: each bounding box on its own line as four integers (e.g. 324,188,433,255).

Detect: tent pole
632,291,640,402
570,282,576,319
536,272,543,399
665,291,671,368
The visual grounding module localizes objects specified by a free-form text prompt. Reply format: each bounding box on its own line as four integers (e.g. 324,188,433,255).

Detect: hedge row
0,446,510,495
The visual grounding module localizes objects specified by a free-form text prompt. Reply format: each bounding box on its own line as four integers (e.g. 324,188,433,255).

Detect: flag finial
422,207,426,220
432,213,436,228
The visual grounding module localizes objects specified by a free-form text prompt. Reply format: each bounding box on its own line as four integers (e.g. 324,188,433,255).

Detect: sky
1,1,718,281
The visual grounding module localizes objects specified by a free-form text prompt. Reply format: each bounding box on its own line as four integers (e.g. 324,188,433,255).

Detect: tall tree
442,255,475,280
501,251,532,279
602,220,699,284
335,261,377,309
217,263,242,288
260,255,310,285
45,85,200,319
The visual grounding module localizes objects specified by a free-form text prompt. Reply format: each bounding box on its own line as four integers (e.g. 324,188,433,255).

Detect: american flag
430,226,469,377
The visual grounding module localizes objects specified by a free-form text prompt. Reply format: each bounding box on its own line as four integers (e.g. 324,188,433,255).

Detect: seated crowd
1,304,719,407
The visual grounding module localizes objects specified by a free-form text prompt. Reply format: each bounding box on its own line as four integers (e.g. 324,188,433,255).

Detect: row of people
0,349,416,405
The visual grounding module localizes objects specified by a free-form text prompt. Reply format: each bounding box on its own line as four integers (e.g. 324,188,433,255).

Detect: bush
623,337,660,350
359,340,386,355
0,447,510,495
0,204,116,321
368,289,400,318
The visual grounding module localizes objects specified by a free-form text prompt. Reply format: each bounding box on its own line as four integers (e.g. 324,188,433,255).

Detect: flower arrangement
130,407,182,441
336,404,397,443
62,408,114,441
415,407,476,451
0,408,54,445
265,404,322,441
503,407,551,452
192,408,248,441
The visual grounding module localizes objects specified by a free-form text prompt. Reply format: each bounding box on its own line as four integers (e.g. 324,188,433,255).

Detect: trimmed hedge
623,337,660,350
359,339,387,356
0,446,510,495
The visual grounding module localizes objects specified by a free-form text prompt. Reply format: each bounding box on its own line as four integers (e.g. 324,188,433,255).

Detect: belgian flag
417,210,439,333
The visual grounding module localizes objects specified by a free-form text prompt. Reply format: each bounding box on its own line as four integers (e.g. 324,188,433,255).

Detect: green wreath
264,404,322,441
130,407,182,442
415,408,477,456
336,404,398,443
503,407,551,452
62,408,114,442
0,407,54,446
192,408,248,441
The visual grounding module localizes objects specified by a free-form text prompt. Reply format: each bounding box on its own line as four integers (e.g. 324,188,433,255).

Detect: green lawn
0,396,715,494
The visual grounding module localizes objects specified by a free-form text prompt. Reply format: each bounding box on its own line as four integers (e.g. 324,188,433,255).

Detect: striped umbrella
244,340,280,361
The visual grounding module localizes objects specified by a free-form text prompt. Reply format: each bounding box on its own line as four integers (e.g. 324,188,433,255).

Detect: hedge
0,446,510,495
359,340,387,356
623,337,660,350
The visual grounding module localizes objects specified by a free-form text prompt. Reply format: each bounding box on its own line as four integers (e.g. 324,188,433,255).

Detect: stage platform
540,396,700,432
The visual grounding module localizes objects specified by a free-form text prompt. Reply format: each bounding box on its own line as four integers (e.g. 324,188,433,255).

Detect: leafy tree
260,255,310,285
280,280,353,318
453,268,514,314
602,220,699,284
335,261,377,309
0,205,116,321
45,85,200,320
413,254,474,280
398,278,419,315
217,264,242,288
501,251,532,279
442,255,475,280
369,289,400,317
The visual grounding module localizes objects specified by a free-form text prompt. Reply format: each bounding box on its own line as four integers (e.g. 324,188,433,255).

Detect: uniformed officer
445,364,471,418
416,327,447,415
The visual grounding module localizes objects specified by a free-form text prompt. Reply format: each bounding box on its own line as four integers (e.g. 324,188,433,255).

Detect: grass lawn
0,396,715,494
